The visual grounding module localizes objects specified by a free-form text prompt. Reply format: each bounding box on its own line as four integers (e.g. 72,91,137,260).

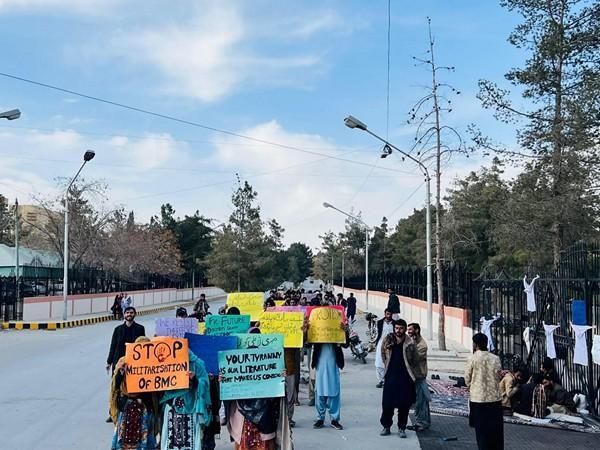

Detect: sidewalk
1,293,226,330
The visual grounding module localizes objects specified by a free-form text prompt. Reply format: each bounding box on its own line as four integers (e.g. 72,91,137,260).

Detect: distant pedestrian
374,309,394,388
193,293,210,320
346,293,357,323
110,293,123,320
386,288,400,320
407,323,430,431
176,306,188,318
379,319,417,438
465,333,503,450
336,293,347,308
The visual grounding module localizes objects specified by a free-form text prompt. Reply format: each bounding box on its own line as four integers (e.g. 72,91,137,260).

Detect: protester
514,373,544,416
193,293,210,320
202,374,222,450
336,293,347,308
465,333,503,450
310,322,349,430
176,307,188,318
379,319,417,438
110,336,160,450
543,375,576,414
346,293,357,323
407,322,430,431
110,293,123,320
374,309,395,388
499,366,528,415
540,357,561,385
227,307,241,315
159,349,212,450
284,346,299,427
386,288,400,320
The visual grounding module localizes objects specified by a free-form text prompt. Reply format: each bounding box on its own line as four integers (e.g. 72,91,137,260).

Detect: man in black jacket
387,288,400,320
106,306,145,371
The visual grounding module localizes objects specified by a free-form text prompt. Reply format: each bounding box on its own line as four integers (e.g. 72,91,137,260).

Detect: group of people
110,292,132,320
264,289,357,322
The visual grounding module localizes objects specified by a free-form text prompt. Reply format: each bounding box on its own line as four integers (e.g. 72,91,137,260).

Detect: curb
1,295,226,331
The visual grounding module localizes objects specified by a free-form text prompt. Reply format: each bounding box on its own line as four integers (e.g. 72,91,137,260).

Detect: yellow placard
226,292,265,321
275,300,285,307
125,337,189,393
198,322,206,334
307,307,345,344
258,311,304,348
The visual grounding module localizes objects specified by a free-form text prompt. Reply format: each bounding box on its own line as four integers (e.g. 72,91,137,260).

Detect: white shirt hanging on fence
592,335,600,366
571,323,593,366
523,327,532,355
543,322,559,359
523,275,540,312
480,314,501,351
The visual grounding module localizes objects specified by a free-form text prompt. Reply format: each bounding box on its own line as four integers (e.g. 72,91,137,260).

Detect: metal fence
339,242,600,416
0,268,188,321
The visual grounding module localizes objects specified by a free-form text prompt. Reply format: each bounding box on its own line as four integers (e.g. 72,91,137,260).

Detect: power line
387,182,425,218
386,0,391,141
0,72,407,174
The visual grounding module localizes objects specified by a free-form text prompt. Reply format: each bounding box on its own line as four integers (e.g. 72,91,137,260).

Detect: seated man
543,375,576,414
499,366,528,415
514,373,543,416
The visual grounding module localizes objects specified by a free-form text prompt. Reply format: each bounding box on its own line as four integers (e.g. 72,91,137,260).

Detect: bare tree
408,18,467,350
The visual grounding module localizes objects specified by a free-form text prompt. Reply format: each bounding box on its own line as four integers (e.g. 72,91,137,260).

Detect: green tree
369,217,391,273
0,194,13,246
285,242,313,283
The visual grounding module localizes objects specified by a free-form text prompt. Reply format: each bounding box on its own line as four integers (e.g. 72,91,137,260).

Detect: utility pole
14,198,19,305
341,252,345,295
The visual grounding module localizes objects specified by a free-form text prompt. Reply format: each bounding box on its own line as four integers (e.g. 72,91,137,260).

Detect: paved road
0,304,421,449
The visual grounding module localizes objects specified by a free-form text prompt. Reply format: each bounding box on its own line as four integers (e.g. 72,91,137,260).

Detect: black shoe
376,381,384,388
313,420,324,429
289,419,296,428
331,420,344,430
380,427,391,436
105,417,112,423
308,400,315,406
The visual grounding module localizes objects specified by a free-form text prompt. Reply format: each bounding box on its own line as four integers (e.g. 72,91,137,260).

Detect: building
17,204,54,233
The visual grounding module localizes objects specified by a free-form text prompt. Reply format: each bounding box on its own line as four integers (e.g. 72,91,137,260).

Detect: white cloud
0,0,118,14
122,133,181,170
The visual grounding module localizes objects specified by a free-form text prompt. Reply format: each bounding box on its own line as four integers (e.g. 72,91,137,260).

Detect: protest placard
205,314,251,335
125,337,189,393
307,305,346,323
226,292,265,321
198,322,206,334
258,311,304,347
185,333,238,374
155,317,198,338
218,348,285,400
275,300,285,307
267,305,306,314
234,333,284,349
307,306,346,343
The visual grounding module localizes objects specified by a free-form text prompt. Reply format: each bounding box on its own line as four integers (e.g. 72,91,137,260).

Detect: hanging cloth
543,323,559,359
571,323,593,366
523,327,532,355
480,314,501,351
592,335,600,366
523,275,540,312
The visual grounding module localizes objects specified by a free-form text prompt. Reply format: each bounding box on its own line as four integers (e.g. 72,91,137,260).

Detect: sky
0,0,527,250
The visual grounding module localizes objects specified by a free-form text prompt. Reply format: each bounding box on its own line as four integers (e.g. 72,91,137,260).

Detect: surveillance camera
381,144,393,158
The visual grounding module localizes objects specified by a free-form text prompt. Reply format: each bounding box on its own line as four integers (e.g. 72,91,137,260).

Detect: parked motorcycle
365,311,378,352
349,326,368,364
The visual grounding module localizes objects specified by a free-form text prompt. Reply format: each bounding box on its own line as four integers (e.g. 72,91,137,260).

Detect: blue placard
185,333,238,374
205,314,251,335
572,299,587,325
218,347,285,400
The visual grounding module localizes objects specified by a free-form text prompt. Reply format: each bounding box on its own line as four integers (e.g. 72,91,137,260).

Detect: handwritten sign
198,322,206,334
226,292,265,321
125,337,189,393
258,311,304,348
307,305,346,323
205,314,251,335
185,333,238,374
307,306,346,343
275,300,285,307
218,348,285,400
234,333,284,349
155,317,198,338
267,306,306,314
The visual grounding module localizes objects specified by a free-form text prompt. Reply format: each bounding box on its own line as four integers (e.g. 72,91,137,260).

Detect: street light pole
62,150,95,321
323,202,371,311
14,198,19,305
341,252,345,296
344,115,433,339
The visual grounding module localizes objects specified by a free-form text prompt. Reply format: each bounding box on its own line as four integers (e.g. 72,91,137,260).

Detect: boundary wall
23,286,225,321
335,286,474,348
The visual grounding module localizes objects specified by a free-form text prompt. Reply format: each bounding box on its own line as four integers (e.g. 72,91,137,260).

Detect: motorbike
349,326,368,364
364,312,378,352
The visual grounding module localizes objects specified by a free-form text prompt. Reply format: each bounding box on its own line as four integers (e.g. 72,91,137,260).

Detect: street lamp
323,202,371,311
344,115,434,340
62,149,95,321
0,109,21,120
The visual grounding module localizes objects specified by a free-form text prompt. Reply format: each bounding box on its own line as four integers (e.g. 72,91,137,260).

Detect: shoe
380,427,391,436
407,424,426,432
399,429,407,438
313,420,324,429
308,400,315,406
289,419,296,428
376,381,384,388
105,417,112,423
331,420,344,430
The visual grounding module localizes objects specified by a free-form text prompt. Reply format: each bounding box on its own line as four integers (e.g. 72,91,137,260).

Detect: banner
218,348,285,400
234,333,284,349
267,306,306,314
307,305,346,323
125,337,189,393
258,311,304,348
198,322,206,334
185,333,238,374
205,314,251,335
275,300,285,307
307,306,346,343
226,292,265,321
155,317,198,338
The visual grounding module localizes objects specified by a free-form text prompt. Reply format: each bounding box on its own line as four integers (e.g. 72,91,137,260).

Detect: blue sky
0,0,526,249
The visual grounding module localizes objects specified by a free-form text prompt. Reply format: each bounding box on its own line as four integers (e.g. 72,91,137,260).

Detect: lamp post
323,202,371,311
14,199,19,306
0,109,21,120
344,115,433,340
62,150,95,321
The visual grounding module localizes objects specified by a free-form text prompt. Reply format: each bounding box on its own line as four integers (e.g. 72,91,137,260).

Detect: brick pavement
414,413,600,450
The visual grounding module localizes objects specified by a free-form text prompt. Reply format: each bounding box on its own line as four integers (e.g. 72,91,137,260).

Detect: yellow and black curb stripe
1,300,200,331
